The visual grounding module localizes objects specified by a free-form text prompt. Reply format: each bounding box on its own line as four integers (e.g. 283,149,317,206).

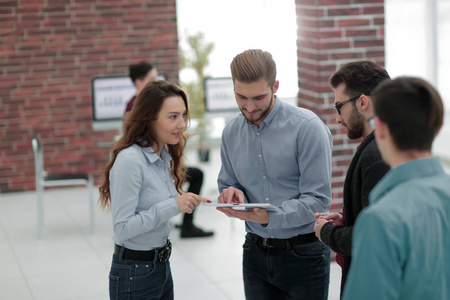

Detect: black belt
247,232,317,248
114,241,172,262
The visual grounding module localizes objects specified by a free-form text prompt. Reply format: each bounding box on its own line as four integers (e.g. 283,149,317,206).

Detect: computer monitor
91,74,166,131
204,77,239,112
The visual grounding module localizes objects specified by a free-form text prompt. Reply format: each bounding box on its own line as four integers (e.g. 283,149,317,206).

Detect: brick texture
0,0,179,192
295,0,386,211
1,1,386,197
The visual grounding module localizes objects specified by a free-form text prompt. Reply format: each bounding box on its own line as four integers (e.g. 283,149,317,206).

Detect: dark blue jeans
243,234,330,300
109,253,173,300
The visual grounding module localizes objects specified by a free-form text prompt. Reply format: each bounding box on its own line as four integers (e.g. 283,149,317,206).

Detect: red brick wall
0,0,179,193
295,0,385,211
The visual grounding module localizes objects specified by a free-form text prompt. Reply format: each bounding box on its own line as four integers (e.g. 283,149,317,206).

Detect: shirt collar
249,95,280,128
140,145,172,164
370,156,445,204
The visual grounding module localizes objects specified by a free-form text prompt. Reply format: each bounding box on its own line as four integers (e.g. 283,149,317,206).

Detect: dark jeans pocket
243,236,253,251
132,262,157,277
289,241,330,282
129,263,159,295
290,241,327,260
109,256,158,299
109,274,120,300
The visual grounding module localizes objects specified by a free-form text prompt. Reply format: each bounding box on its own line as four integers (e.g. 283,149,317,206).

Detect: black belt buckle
262,238,275,248
158,242,172,262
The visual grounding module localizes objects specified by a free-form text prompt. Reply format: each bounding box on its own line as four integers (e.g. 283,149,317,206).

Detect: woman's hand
175,192,210,214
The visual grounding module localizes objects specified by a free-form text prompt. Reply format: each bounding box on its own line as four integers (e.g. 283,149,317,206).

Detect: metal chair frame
32,135,95,238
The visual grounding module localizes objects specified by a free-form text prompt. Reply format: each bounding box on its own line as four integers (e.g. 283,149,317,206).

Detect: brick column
0,0,179,192
295,0,385,210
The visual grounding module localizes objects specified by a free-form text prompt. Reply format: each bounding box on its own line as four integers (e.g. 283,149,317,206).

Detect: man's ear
359,95,370,112
272,80,279,93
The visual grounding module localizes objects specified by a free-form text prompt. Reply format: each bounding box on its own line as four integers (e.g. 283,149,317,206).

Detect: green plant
179,31,214,120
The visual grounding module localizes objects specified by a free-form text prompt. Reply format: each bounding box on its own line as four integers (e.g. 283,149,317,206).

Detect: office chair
32,135,95,238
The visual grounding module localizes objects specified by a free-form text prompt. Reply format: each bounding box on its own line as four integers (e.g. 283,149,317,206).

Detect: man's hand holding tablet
215,186,272,224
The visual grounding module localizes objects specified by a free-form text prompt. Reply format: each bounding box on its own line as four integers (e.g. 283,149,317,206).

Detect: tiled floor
0,146,341,300
0,187,342,300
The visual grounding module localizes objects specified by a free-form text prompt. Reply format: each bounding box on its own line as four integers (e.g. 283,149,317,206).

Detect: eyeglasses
334,94,361,114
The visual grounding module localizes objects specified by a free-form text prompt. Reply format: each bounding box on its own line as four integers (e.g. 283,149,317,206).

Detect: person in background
217,49,333,300
343,77,450,300
125,61,158,114
313,61,390,297
178,167,214,237
125,61,214,238
99,81,209,299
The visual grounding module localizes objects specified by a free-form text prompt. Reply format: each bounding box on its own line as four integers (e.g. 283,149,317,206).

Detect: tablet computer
202,202,278,211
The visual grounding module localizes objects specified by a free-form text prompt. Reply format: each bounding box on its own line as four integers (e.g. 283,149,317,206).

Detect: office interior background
1,0,449,299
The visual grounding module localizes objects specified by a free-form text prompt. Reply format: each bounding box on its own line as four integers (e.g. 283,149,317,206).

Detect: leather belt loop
116,244,125,261
285,239,291,249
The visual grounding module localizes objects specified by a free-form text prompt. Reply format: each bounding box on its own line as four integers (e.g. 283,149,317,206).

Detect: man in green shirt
343,77,450,300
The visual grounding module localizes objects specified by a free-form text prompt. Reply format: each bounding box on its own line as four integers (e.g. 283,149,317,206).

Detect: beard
241,93,274,125
346,106,366,140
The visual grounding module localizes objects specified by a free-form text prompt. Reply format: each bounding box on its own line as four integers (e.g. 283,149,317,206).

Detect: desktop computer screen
204,77,238,112
91,74,166,131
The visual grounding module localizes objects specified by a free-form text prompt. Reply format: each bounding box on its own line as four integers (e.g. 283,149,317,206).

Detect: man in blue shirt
217,49,333,300
343,77,450,300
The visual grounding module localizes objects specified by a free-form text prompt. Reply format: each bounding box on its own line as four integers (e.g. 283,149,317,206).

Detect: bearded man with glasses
313,60,391,298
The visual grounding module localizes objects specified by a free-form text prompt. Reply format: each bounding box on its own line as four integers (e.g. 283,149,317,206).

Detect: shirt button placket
256,129,269,202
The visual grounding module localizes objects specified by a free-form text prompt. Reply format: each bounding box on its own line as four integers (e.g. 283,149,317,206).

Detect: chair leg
88,174,95,234
37,184,44,238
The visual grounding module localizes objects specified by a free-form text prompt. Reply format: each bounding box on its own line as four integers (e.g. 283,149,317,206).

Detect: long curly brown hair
98,80,189,210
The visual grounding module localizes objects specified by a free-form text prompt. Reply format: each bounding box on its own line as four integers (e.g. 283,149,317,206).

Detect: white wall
385,0,450,163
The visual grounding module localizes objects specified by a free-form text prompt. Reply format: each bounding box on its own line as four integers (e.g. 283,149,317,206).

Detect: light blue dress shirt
343,156,450,300
218,97,333,238
110,144,180,250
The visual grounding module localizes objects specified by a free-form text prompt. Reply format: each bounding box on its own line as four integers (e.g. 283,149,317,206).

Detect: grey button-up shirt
110,144,179,250
218,97,332,238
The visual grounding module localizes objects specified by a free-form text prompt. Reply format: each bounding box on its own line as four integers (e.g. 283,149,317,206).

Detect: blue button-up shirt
343,156,450,300
218,97,333,238
110,144,179,250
